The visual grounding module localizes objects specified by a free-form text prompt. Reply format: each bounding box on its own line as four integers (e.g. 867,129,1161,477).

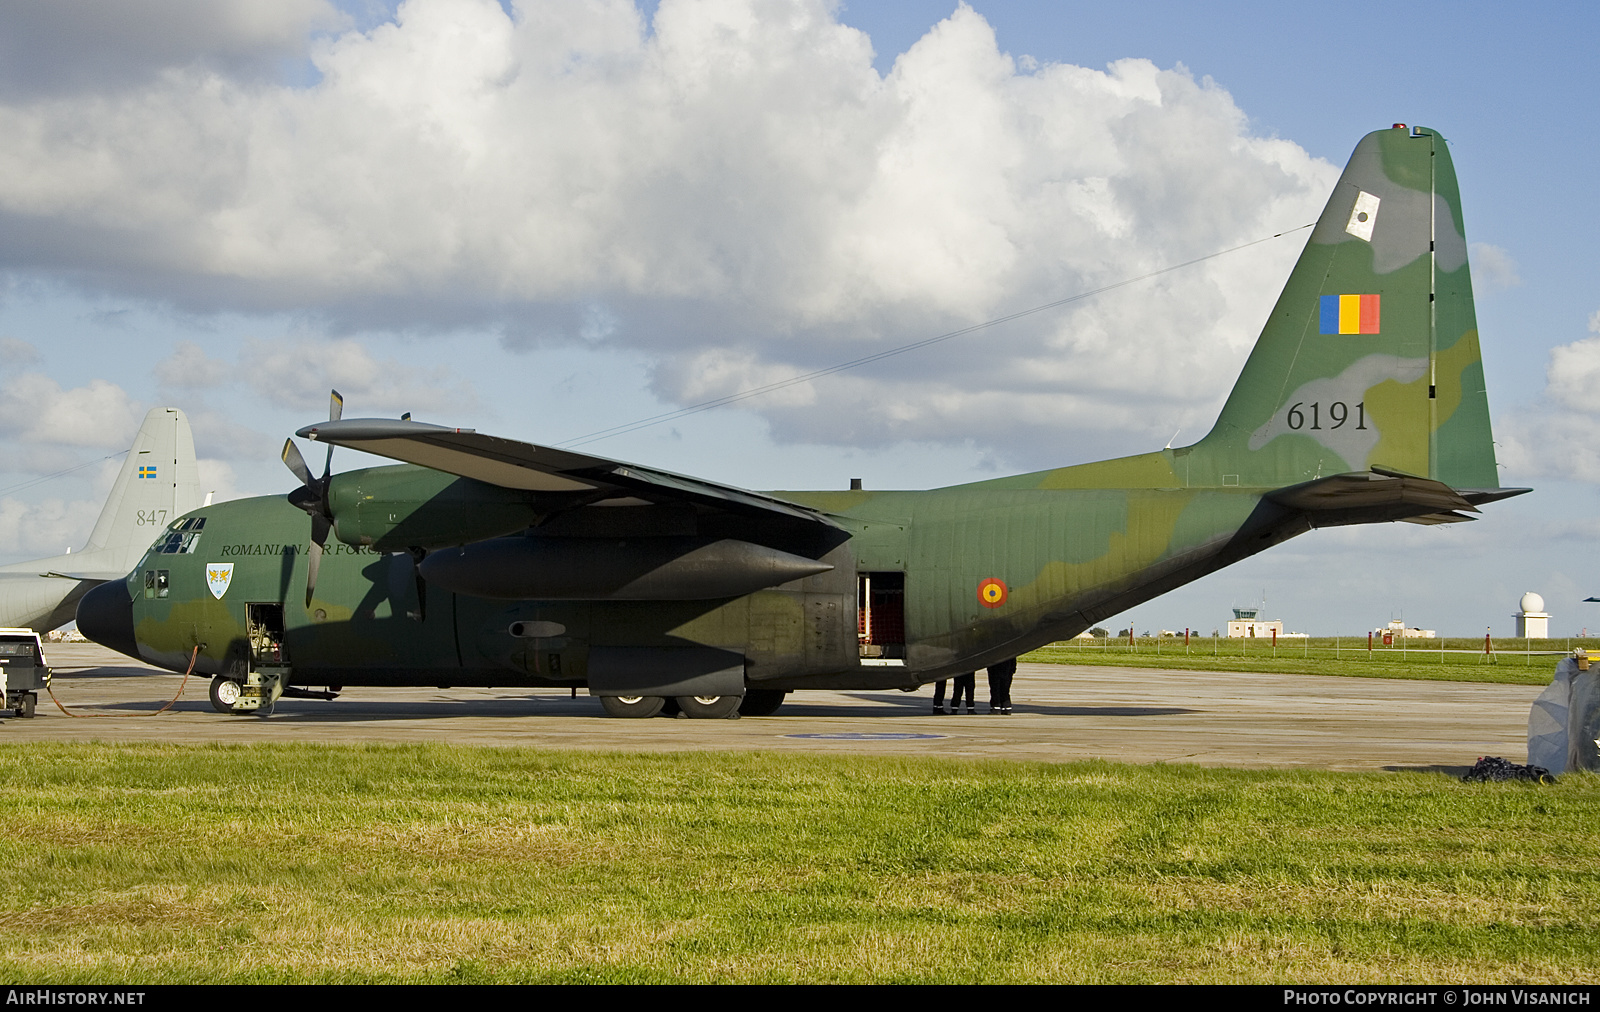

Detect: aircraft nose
77,579,139,659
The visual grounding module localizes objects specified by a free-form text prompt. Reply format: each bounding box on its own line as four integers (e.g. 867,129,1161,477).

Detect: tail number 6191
1286,401,1366,431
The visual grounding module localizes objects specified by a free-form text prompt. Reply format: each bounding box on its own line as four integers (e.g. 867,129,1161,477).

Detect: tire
675,694,742,719
209,676,243,714
17,693,35,719
599,694,666,719
738,689,786,717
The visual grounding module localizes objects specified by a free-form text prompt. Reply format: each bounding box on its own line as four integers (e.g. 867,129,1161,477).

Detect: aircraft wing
296,418,837,527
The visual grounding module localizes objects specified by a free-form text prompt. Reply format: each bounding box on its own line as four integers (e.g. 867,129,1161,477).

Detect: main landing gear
600,692,772,719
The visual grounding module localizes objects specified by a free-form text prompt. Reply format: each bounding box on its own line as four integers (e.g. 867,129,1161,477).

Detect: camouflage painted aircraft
79,125,1527,718
0,408,200,631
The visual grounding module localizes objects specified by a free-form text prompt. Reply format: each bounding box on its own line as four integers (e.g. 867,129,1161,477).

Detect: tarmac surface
0,643,1543,772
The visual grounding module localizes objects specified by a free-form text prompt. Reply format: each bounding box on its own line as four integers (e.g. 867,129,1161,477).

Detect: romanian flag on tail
1320,294,1380,334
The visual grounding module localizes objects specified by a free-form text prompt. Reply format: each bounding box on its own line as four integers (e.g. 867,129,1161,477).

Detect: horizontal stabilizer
1453,487,1533,507
1266,470,1488,527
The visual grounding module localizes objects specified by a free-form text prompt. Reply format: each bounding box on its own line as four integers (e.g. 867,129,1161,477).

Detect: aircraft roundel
977,578,1008,608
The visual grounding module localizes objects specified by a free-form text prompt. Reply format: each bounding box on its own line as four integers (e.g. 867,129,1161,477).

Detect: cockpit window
152,516,206,555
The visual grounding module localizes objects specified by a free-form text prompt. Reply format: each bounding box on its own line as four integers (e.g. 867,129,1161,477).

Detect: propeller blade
282,439,313,487
321,390,344,479
304,540,323,608
305,514,332,607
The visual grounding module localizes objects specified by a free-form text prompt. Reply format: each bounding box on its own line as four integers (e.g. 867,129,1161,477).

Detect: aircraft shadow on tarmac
50,666,168,680
817,693,1198,718
46,691,1197,722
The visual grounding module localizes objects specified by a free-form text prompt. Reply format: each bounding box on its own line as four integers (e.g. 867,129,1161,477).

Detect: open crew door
246,603,287,667
857,571,905,666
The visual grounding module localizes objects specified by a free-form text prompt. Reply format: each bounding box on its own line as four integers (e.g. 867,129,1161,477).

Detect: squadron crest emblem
205,563,234,600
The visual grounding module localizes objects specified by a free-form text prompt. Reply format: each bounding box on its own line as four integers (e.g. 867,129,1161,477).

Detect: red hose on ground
47,645,199,718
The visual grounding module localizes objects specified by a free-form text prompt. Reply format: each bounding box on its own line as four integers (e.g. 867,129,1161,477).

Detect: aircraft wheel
17,693,35,719
600,694,666,719
209,676,243,714
675,694,742,719
738,690,786,717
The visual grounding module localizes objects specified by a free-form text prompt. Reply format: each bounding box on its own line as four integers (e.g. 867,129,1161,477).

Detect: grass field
1,742,1595,983
1021,637,1594,685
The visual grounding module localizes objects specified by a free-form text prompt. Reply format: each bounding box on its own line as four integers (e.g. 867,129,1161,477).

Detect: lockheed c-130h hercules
78,125,1527,719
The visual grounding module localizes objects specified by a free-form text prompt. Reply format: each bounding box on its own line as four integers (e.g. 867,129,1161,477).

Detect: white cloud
1500,411,1600,484
1470,242,1522,293
0,0,347,96
154,340,232,388
240,336,477,418
1498,310,1600,483
0,373,142,451
1545,335,1600,412
0,496,102,557
196,458,243,505
0,337,39,364
0,0,1337,463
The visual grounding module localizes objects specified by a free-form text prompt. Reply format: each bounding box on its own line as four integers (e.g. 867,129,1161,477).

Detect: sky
1,0,1597,637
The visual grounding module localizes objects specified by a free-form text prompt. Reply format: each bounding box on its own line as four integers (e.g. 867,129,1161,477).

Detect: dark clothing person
931,679,948,714
987,658,1016,714
951,671,976,713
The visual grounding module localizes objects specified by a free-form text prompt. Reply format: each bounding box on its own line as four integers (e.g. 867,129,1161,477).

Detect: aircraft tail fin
81,408,202,568
1183,124,1500,490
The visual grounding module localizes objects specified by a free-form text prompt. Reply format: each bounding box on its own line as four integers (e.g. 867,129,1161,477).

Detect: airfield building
1227,607,1283,639
1376,619,1436,640
1515,592,1550,639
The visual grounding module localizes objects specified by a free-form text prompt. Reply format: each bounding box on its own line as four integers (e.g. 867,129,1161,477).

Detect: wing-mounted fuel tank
421,535,834,600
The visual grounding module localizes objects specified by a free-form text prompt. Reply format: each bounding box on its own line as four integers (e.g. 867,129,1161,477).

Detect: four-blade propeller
281,390,343,607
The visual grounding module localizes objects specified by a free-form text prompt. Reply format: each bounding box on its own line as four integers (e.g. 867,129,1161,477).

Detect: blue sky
1,0,1597,636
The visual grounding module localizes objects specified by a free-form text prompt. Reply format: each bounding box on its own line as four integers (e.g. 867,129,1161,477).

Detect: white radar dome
1520,592,1545,614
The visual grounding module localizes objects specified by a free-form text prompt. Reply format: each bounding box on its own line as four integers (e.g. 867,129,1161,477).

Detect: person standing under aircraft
950,671,976,714
987,658,1016,715
931,678,948,714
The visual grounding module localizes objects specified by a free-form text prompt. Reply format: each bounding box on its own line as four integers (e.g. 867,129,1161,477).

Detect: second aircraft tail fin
81,407,202,569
